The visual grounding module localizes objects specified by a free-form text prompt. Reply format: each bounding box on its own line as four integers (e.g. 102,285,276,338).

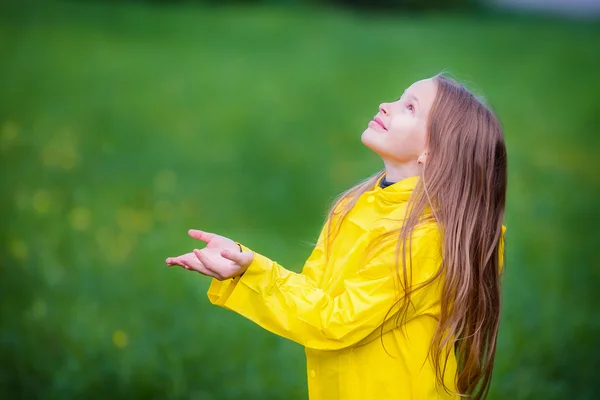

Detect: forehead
403,78,437,106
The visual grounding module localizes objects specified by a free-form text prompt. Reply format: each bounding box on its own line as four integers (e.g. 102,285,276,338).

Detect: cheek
388,115,410,131
361,115,427,160
386,118,427,154
388,118,417,143
388,114,420,136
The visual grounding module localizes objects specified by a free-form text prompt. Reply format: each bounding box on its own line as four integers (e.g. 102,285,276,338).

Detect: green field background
1,1,599,398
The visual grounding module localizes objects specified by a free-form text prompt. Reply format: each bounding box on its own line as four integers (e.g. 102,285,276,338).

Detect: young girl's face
361,78,438,164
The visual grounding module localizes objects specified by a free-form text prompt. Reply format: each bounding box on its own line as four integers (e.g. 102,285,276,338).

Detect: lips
373,116,387,131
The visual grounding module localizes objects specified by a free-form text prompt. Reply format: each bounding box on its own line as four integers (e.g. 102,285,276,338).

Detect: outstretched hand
165,229,254,280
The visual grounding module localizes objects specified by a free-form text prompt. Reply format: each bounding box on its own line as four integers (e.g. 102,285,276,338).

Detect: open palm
189,229,238,253
165,229,254,280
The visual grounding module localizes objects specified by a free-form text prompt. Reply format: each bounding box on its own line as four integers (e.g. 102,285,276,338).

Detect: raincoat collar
373,174,420,203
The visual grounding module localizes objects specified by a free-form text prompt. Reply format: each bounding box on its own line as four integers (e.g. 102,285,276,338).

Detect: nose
379,103,389,116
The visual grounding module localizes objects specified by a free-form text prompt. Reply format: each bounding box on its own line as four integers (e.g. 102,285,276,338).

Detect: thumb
221,248,254,268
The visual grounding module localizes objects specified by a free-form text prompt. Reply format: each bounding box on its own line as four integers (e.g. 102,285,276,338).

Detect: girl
166,74,507,400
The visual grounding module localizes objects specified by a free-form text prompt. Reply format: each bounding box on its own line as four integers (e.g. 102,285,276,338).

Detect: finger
169,253,197,269
193,249,223,280
188,229,215,244
181,254,220,279
221,249,254,268
166,257,184,267
196,265,220,279
186,261,219,279
166,256,186,268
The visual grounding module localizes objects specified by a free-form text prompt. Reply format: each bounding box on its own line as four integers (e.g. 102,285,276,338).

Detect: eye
406,103,415,112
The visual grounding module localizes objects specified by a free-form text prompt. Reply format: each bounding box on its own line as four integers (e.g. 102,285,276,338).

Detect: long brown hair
324,74,507,399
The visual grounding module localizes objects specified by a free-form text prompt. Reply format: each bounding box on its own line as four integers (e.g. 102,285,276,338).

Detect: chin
361,128,380,152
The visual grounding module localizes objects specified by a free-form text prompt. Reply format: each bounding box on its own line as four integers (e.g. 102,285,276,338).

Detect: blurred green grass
1,0,599,399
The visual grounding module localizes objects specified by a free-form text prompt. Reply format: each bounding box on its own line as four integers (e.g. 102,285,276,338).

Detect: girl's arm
207,225,442,351
207,222,329,306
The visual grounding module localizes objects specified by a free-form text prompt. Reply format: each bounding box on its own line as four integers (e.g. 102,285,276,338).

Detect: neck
382,159,423,182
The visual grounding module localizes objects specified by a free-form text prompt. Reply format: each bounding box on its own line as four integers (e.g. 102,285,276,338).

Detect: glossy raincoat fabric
208,176,505,400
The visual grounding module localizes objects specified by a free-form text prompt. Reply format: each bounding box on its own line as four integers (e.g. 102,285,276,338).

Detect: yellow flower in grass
10,239,28,261
114,232,136,263
69,207,91,231
32,189,52,214
116,208,153,234
0,120,19,152
95,227,136,265
154,200,173,222
180,198,198,219
41,127,79,171
112,330,128,349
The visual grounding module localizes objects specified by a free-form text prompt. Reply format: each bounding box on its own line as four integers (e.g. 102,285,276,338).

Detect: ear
417,151,428,165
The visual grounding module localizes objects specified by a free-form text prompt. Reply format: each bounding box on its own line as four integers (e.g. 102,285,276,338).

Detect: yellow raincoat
208,175,504,400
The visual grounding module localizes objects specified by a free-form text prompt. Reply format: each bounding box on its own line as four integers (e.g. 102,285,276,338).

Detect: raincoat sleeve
207,226,442,351
208,222,329,306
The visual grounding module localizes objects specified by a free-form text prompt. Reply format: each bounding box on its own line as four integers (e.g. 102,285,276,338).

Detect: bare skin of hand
165,229,254,281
